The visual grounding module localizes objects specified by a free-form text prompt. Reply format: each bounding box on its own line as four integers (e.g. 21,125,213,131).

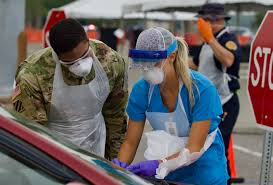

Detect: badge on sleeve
13,100,25,113
12,85,25,113
225,41,237,51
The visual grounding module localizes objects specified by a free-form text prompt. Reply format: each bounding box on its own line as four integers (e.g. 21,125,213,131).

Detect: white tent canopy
122,0,273,14
123,0,205,14
124,11,196,21
59,0,196,21
60,0,132,19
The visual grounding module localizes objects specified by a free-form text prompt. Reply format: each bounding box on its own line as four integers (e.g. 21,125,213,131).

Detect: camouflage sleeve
12,68,48,125
102,52,129,160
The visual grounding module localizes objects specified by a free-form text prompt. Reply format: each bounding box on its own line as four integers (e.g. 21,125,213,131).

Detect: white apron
144,83,217,160
48,52,110,157
198,28,233,105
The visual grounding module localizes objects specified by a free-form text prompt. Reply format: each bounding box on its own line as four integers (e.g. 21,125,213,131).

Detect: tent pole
120,7,126,29
120,12,124,29
171,12,176,34
144,11,148,28
236,5,241,26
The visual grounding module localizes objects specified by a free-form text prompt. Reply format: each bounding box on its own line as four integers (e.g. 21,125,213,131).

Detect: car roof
0,107,150,185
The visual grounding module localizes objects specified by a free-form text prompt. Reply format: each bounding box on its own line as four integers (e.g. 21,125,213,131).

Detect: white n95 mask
143,60,166,85
143,67,164,85
69,57,93,77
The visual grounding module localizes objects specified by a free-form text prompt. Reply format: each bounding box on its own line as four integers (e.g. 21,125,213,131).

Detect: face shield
128,40,177,70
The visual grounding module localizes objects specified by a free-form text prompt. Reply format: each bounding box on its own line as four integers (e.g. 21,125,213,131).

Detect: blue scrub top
127,70,222,132
126,70,229,185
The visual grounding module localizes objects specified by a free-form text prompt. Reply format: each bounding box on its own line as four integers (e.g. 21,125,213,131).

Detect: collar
214,27,228,39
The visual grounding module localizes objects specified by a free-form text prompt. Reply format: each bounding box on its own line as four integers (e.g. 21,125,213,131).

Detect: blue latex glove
111,158,128,168
126,160,159,176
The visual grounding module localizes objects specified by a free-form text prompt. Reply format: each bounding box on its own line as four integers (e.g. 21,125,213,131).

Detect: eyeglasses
59,47,91,65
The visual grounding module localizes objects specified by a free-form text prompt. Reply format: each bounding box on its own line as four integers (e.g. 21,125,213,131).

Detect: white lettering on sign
251,47,262,87
269,52,273,90
261,48,271,88
251,47,273,89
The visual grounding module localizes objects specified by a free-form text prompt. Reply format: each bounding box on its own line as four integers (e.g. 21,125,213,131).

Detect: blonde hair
174,37,196,107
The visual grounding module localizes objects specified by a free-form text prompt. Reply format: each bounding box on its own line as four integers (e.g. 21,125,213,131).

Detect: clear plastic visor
128,40,177,70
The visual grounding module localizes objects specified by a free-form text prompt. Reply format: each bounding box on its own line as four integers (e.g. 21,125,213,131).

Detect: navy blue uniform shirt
193,27,241,91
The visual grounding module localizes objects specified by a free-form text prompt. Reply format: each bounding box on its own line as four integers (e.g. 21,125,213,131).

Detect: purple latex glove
126,160,159,177
111,158,128,168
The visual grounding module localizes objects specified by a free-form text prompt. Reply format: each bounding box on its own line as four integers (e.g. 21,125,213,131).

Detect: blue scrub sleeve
126,80,149,121
191,85,223,122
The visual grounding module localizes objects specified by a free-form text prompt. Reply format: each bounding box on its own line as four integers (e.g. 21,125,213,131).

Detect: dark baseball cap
196,3,231,21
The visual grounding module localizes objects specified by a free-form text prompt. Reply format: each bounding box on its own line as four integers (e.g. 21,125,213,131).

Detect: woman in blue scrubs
112,27,228,185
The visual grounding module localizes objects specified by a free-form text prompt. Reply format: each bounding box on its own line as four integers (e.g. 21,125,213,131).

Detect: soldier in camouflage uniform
12,18,128,160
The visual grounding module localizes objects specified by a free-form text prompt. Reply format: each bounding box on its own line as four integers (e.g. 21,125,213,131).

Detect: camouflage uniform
12,39,128,160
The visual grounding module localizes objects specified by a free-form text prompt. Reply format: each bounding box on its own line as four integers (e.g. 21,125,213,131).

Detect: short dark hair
49,18,88,55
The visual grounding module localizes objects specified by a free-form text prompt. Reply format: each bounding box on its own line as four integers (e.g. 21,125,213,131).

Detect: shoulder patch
11,85,21,101
225,41,237,51
13,100,25,113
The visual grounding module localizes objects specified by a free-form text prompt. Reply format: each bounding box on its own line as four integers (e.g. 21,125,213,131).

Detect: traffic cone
228,136,237,178
228,135,244,183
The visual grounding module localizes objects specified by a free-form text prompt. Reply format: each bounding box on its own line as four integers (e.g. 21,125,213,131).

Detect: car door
0,128,91,185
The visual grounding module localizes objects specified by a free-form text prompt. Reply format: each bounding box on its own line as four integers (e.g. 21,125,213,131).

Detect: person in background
188,3,241,184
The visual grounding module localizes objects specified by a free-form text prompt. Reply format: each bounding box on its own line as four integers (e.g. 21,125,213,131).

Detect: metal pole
259,131,273,185
236,5,241,26
144,11,148,28
17,31,27,68
120,9,125,29
171,12,176,34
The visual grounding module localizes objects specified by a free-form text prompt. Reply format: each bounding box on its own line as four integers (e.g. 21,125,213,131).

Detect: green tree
26,0,45,27
26,0,75,28
42,0,75,10
252,11,266,31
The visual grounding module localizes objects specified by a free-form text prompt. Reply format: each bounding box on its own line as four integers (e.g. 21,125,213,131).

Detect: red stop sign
42,9,66,48
248,11,273,130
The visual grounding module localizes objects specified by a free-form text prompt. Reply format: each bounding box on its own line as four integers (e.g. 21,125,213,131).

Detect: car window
0,129,91,185
229,26,252,35
0,107,151,185
0,107,104,163
0,147,65,185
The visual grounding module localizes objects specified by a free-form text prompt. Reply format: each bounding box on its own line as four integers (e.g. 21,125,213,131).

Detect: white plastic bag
144,130,187,160
155,129,218,179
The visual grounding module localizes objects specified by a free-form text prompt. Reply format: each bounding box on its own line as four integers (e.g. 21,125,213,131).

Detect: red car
0,106,190,185
0,106,153,185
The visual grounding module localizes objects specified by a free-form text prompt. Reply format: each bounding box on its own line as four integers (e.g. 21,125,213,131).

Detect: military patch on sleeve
225,41,238,51
11,85,21,101
13,100,25,113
